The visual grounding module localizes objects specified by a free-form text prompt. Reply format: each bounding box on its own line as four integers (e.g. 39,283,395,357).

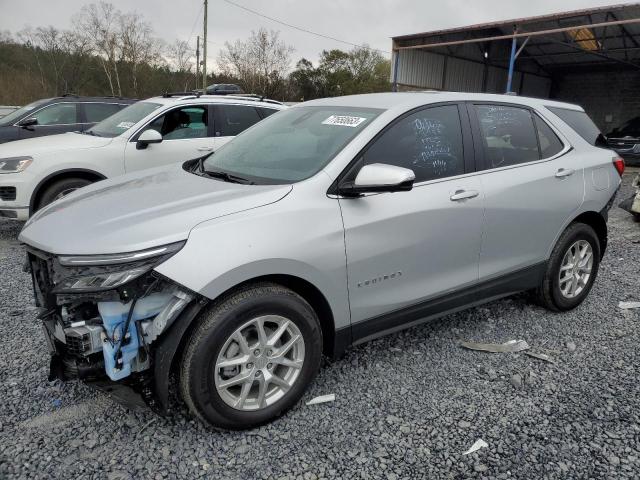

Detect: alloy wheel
214,315,305,411
558,239,593,299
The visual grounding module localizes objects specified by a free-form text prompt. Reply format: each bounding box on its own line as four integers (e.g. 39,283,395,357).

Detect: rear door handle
555,168,575,178
450,189,480,201
197,146,214,152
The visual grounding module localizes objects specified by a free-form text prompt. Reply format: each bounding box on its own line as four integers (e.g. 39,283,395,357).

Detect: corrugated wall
392,49,551,98
392,50,444,89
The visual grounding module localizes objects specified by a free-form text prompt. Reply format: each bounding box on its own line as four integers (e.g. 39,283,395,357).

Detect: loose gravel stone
1,173,639,479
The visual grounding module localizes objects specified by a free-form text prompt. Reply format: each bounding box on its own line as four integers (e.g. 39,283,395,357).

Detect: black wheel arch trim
152,299,208,412
29,168,107,214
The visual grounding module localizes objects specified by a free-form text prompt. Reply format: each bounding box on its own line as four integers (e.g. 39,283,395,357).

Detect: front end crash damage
26,242,207,412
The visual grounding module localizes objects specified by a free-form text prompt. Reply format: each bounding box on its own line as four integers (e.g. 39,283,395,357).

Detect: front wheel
180,283,323,429
36,177,93,211
536,222,601,311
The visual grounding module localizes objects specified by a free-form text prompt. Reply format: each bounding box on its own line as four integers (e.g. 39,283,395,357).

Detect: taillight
613,156,625,177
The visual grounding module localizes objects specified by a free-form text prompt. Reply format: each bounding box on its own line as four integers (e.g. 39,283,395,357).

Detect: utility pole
202,0,208,91
195,35,200,90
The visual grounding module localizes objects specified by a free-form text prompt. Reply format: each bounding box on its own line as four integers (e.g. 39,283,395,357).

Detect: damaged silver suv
20,92,623,429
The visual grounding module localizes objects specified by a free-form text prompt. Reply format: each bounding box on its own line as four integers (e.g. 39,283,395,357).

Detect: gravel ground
1,171,639,480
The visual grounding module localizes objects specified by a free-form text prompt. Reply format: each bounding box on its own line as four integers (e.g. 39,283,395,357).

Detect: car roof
298,92,584,113
51,96,137,103
145,95,286,109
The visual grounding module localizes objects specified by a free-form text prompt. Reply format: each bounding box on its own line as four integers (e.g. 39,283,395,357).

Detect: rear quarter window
547,106,602,146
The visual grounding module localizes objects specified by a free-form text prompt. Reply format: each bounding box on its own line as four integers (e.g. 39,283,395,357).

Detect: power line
187,3,204,46
222,0,390,55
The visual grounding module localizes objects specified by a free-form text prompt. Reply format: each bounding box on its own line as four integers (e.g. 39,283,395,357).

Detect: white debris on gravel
618,301,640,309
463,439,489,455
305,394,336,406
1,174,640,479
460,339,530,353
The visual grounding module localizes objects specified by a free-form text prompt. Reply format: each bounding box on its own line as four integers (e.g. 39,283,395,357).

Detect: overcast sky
0,0,625,67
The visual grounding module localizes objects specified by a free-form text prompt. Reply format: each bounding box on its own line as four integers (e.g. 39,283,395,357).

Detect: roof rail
162,91,202,98
62,93,79,97
220,94,283,106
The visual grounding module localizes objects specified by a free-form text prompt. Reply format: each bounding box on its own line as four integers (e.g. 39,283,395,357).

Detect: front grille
608,138,639,148
0,186,16,201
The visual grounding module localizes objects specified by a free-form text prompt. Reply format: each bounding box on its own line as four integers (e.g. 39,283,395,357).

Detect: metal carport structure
391,3,640,130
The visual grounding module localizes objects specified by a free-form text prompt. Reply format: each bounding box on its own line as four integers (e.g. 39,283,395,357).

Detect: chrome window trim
127,102,273,142
11,101,128,127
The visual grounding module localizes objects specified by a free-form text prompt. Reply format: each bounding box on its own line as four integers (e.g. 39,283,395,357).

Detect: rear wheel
536,222,600,311
180,283,323,429
36,177,93,211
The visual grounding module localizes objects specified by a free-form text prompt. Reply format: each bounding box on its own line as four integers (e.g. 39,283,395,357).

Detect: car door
468,102,583,281
18,102,80,139
213,104,264,150
338,103,484,327
123,104,215,173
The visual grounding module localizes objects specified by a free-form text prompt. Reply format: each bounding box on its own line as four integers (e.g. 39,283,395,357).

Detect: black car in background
0,95,136,144
205,83,244,95
607,116,640,166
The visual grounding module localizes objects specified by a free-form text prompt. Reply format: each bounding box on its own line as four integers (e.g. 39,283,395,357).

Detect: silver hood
0,132,112,157
19,164,292,254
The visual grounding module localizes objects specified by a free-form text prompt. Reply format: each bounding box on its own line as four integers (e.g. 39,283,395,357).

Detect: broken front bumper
27,246,206,412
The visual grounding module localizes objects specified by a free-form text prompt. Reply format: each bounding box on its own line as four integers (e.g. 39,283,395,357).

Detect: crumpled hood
19,164,292,254
0,132,112,157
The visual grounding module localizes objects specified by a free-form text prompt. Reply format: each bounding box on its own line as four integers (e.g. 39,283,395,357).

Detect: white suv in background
0,94,286,220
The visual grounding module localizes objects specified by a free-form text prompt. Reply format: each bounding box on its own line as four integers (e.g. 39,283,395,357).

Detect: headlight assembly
0,156,32,174
53,241,185,293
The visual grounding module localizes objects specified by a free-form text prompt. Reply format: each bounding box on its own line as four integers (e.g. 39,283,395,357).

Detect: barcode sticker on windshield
322,115,367,127
116,121,135,129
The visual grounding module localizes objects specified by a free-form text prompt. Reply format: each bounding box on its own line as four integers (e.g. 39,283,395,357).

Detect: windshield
617,117,640,136
203,106,382,184
0,99,49,126
88,101,162,138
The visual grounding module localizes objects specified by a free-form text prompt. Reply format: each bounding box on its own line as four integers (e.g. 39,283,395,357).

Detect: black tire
536,222,601,311
180,283,323,430
36,177,93,211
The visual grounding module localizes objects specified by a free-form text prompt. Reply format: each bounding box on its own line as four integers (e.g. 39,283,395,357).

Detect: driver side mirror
18,117,38,128
136,129,163,150
338,163,415,196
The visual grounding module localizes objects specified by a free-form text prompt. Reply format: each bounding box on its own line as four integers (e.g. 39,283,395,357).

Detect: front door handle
555,168,575,178
450,189,480,201
197,146,214,152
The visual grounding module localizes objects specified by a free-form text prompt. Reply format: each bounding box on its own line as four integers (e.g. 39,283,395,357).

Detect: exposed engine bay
26,243,201,410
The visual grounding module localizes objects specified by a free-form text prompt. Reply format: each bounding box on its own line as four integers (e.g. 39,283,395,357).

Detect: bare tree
119,12,161,96
218,28,293,97
167,40,194,90
74,2,123,96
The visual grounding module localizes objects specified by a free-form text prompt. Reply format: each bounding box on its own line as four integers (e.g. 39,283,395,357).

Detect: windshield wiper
202,169,254,185
83,130,101,137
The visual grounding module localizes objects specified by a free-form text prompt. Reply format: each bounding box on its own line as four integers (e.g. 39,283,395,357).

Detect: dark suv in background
0,95,136,144
607,116,640,166
205,83,244,95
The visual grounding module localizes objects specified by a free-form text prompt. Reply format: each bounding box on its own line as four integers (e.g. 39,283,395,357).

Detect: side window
142,106,208,140
257,107,278,119
84,103,123,123
362,105,464,183
32,103,78,125
475,105,539,168
546,106,603,146
534,115,564,158
215,105,261,137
